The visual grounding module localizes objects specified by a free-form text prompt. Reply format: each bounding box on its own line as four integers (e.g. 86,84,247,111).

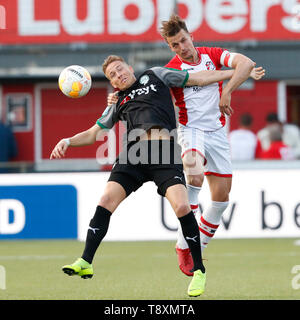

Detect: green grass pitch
0,238,299,300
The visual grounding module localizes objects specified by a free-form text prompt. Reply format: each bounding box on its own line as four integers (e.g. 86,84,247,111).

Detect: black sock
178,211,205,273
81,205,112,264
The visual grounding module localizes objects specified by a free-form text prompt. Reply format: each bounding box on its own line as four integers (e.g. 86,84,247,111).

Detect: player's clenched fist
50,139,69,159
107,92,118,106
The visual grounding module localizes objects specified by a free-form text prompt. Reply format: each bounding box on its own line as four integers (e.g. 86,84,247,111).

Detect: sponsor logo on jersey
192,87,203,92
120,84,157,106
182,67,194,71
184,85,203,92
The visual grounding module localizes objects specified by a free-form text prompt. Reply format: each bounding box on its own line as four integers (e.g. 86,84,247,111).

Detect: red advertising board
0,0,299,44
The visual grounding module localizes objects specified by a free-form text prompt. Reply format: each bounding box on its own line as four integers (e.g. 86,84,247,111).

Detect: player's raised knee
98,193,115,212
187,174,204,187
174,202,191,217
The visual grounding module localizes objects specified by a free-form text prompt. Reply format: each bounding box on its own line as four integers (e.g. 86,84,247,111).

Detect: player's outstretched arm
50,124,102,159
185,65,264,87
186,69,235,87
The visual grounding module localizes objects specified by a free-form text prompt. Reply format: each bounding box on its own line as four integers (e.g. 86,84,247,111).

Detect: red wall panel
40,85,110,160
229,81,278,133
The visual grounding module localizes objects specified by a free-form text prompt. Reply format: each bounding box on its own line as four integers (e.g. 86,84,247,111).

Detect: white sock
176,184,201,250
187,184,202,220
199,201,229,248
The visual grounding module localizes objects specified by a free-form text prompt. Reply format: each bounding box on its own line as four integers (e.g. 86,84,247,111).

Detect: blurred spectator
0,120,18,172
229,113,262,160
283,122,300,159
260,124,295,160
257,112,300,159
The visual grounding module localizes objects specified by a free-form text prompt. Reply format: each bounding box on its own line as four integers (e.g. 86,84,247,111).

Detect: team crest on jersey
139,75,149,85
205,61,215,70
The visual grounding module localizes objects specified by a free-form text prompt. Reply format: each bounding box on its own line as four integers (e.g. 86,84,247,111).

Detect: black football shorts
108,140,186,197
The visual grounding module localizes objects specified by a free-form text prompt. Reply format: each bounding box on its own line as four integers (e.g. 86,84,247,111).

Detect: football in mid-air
58,65,92,98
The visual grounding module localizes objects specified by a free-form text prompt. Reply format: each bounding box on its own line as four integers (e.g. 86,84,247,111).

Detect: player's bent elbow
233,54,255,71
240,57,255,72
247,59,256,70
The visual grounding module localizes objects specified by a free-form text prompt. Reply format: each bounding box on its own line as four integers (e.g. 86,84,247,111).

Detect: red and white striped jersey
165,47,235,131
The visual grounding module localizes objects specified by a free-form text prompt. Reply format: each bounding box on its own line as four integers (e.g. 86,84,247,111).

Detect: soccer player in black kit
50,55,242,297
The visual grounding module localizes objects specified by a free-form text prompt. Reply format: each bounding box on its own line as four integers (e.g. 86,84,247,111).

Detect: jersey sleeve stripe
181,72,189,88
227,53,236,68
224,53,230,67
96,119,108,129
220,50,236,68
220,50,227,66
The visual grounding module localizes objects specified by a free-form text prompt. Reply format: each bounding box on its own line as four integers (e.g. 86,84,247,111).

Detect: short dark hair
240,113,253,127
266,112,279,123
159,14,189,40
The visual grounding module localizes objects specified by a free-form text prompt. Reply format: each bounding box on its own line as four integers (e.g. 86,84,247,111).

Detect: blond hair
159,14,189,40
102,55,125,76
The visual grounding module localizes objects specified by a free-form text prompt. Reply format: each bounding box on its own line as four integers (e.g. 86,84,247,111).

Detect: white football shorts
177,124,232,177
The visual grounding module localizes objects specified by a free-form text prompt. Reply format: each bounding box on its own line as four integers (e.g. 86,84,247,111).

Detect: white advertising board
0,169,299,240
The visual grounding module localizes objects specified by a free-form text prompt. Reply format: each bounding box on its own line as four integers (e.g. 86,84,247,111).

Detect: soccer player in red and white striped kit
160,15,265,276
